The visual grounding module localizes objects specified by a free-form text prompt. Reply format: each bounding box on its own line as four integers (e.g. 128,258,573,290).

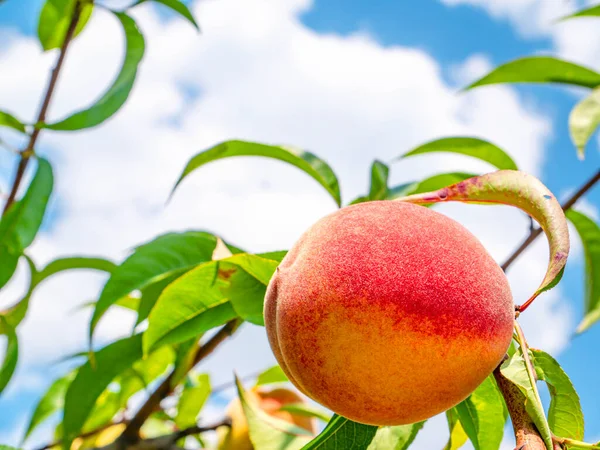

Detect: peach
218,386,316,450
264,201,514,425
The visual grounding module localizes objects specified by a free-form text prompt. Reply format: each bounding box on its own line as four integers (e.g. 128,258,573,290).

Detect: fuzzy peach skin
264,201,514,426
218,387,316,450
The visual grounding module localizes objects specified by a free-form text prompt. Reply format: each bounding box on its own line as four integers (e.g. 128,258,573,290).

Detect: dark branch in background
120,320,242,443
1,0,82,214
501,168,600,271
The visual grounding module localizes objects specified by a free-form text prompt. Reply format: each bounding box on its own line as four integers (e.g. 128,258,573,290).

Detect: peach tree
1,1,600,450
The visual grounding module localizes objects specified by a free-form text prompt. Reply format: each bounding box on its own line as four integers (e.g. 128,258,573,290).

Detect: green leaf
0,158,53,289
466,57,600,90
301,414,378,450
237,377,312,450
135,273,181,327
367,422,424,450
175,373,211,429
37,0,93,51
170,338,199,388
0,318,18,395
62,334,144,449
255,365,289,386
396,170,569,309
22,373,75,443
0,111,26,133
444,409,468,450
368,160,389,200
501,351,553,450
567,210,600,333
143,260,235,353
278,404,332,424
219,254,279,325
398,137,518,170
561,4,600,20
133,0,199,30
44,12,144,130
531,349,584,440
455,376,506,450
387,172,477,201
569,87,600,159
172,140,341,207
90,231,218,344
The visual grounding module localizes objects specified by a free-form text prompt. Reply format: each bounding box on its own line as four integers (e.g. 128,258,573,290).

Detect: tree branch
120,320,242,443
501,168,600,271
2,0,82,214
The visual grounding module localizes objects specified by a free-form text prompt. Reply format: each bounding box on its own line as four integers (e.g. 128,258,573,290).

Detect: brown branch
120,320,242,443
494,365,546,450
501,168,600,272
2,0,82,214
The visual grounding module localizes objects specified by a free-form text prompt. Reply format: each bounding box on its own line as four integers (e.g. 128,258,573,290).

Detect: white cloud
0,0,574,446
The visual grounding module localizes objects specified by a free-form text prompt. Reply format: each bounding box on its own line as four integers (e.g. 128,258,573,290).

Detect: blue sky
1,0,600,447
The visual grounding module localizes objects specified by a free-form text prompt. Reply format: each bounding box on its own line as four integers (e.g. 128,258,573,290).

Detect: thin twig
120,320,242,442
2,0,82,214
35,419,127,450
501,168,600,271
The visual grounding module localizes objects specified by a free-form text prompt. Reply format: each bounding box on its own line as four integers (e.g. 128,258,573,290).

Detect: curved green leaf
22,372,75,443
561,4,600,20
44,12,144,130
531,349,584,440
368,160,389,200
133,0,199,30
172,140,341,207
175,373,211,429
237,377,312,450
395,170,569,309
367,422,424,450
37,0,93,51
444,409,468,450
501,351,553,450
398,137,518,170
301,414,377,450
466,57,600,90
567,210,600,333
0,158,53,289
0,318,18,395
62,334,143,449
255,365,288,386
90,231,218,344
0,111,26,133
278,404,332,424
569,87,600,159
455,376,506,450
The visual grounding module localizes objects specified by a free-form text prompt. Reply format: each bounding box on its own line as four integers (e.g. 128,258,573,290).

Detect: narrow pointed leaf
0,319,18,395
90,231,218,343
37,0,93,51
531,349,584,440
396,170,569,307
236,377,312,450
561,4,600,20
278,404,332,423
0,158,53,289
22,373,75,442
0,111,26,133
133,0,199,30
567,210,600,333
44,12,144,130
466,57,600,90
366,422,424,450
444,409,468,450
301,414,378,449
398,137,518,170
256,365,288,386
501,351,553,450
368,160,389,200
63,334,144,449
172,140,341,206
569,87,600,159
175,374,211,429
455,376,506,450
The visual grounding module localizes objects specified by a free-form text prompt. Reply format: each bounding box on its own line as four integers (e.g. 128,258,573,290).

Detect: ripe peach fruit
264,201,514,425
218,386,316,450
